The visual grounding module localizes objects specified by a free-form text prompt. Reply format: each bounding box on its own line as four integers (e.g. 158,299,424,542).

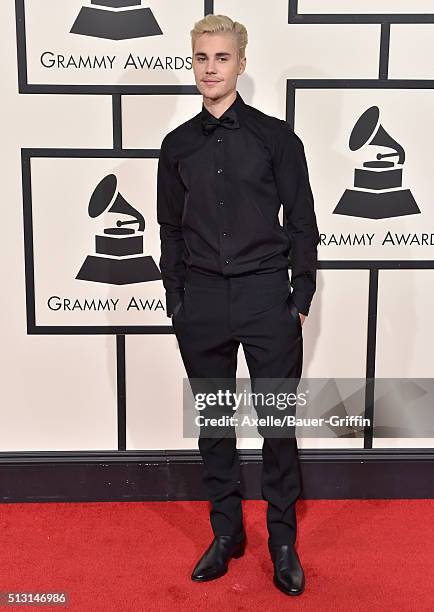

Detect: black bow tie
201,108,240,135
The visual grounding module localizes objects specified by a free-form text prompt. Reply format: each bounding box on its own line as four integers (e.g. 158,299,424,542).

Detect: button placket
215,129,230,271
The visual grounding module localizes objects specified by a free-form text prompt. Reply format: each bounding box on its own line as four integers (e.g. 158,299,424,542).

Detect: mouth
203,80,220,84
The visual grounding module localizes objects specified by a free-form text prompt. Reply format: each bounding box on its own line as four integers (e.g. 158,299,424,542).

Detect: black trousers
172,267,303,546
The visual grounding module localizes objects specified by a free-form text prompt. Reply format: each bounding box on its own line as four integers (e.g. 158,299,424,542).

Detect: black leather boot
191,533,246,582
269,543,305,596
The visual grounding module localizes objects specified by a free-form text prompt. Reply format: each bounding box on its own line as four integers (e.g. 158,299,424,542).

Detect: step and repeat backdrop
2,0,434,452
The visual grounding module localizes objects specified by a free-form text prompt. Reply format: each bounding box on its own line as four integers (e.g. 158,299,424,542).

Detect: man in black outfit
157,14,320,596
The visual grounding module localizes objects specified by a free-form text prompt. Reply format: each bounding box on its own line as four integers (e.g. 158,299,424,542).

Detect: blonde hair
190,14,248,61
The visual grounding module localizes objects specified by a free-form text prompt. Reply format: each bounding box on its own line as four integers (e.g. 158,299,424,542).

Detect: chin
205,90,222,98
201,86,229,100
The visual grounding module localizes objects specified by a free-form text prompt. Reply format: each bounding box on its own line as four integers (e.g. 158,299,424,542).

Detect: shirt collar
200,91,245,124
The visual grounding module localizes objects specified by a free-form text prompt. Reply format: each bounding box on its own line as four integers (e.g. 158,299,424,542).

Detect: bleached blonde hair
190,14,248,61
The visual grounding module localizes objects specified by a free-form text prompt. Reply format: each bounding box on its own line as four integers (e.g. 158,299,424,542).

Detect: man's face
192,32,246,101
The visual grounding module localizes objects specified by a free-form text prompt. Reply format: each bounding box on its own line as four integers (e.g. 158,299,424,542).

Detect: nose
205,61,217,74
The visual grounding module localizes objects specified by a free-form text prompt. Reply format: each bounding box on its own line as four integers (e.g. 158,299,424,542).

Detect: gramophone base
333,188,420,219
354,167,403,190
76,255,161,284
70,6,163,40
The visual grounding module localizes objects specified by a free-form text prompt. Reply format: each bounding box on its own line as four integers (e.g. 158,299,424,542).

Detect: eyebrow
194,52,232,58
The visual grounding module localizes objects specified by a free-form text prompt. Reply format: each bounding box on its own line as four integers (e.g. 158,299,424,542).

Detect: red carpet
0,499,433,611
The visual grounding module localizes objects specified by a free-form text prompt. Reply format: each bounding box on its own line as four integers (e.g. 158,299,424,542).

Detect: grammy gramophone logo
334,106,420,219
76,174,161,285
70,1,163,40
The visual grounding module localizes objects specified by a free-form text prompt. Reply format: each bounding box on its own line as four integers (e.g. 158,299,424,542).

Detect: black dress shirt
157,91,320,317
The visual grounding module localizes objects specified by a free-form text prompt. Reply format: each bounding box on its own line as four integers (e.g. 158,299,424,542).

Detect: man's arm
156,137,187,318
272,121,320,316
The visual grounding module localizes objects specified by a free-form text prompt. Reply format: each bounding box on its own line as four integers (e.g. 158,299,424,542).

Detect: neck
202,89,237,119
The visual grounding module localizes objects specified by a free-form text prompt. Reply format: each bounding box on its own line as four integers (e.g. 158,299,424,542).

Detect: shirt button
217,138,223,143
217,168,223,174
222,232,228,236
219,201,224,206
225,260,230,265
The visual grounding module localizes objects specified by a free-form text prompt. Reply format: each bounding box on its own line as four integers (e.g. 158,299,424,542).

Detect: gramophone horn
349,106,405,164
87,174,145,231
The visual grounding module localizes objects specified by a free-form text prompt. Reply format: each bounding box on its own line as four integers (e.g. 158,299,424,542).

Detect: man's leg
231,273,303,546
172,277,244,537
234,273,305,594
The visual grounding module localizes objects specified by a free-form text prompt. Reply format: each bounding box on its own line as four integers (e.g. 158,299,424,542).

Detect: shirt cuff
291,291,311,317
166,290,184,318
